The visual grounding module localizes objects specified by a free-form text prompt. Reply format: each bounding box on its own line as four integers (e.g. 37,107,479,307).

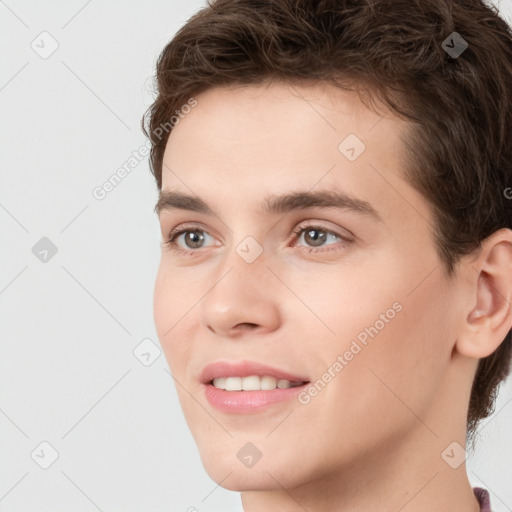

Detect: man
144,0,512,510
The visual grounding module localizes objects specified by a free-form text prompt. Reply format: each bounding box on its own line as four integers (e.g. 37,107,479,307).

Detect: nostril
236,322,259,330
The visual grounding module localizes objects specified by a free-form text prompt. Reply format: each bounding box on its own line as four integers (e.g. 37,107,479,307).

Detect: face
153,81,466,491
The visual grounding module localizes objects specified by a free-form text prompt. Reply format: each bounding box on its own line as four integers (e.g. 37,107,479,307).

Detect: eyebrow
155,189,383,222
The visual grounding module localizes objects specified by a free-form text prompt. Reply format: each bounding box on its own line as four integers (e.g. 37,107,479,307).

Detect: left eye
291,224,346,251
163,223,351,255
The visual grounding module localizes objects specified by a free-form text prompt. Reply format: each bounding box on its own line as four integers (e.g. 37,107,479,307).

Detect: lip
199,360,310,414
199,360,309,384
203,383,310,414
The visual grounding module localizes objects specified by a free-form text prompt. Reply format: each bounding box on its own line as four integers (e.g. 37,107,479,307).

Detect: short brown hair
142,0,512,447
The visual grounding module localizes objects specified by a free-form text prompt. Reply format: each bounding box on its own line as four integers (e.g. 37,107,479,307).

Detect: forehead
164,82,403,172
165,81,394,161
159,81,431,228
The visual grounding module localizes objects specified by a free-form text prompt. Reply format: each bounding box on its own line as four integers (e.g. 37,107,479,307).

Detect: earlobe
458,229,512,359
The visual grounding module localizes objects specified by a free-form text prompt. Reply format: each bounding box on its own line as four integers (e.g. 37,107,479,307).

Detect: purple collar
474,487,492,512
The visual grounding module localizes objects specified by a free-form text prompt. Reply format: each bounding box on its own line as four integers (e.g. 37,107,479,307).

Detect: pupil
305,229,326,247
186,231,204,248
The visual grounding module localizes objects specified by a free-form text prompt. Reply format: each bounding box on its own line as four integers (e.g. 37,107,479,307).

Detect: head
144,0,512,492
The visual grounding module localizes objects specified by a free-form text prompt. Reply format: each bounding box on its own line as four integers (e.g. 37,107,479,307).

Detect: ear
456,228,512,359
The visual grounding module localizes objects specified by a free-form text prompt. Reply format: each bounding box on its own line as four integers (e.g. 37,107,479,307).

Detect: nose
200,252,281,338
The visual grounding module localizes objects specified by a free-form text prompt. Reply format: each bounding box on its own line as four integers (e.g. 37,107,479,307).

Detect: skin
153,81,512,512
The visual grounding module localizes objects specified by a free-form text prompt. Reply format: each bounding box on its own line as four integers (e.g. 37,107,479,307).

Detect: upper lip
200,360,310,384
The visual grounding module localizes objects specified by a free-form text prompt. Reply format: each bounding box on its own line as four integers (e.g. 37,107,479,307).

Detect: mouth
200,360,310,413
200,360,309,386
208,376,307,391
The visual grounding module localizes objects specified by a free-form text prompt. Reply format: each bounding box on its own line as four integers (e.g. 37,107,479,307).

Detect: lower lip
203,382,309,413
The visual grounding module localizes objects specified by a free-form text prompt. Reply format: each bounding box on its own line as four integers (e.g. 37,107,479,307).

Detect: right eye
163,224,219,255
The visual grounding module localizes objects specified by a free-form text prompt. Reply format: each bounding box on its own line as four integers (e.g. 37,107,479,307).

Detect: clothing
474,487,492,512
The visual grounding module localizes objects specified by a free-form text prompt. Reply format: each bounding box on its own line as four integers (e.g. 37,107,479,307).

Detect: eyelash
163,222,352,256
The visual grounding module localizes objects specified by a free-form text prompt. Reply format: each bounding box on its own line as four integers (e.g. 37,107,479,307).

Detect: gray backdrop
1,1,511,511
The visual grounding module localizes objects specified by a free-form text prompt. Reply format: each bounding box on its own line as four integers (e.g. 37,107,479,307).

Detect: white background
0,1,511,511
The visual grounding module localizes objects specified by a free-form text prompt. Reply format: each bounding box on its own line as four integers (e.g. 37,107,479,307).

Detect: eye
162,222,352,256
290,223,352,253
163,223,219,255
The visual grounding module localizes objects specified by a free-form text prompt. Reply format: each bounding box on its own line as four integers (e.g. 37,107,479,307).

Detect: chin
208,469,273,492
196,443,310,492
201,458,289,491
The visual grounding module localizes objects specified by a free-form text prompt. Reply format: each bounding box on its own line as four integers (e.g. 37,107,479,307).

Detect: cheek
303,256,452,410
330,273,453,431
153,264,196,375
292,289,449,466
153,265,171,344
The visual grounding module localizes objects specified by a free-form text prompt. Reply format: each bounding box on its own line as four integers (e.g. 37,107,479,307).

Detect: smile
211,376,306,391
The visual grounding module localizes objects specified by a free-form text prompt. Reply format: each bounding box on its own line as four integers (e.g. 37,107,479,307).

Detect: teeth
261,376,278,390
241,375,260,391
225,377,242,391
212,375,304,391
